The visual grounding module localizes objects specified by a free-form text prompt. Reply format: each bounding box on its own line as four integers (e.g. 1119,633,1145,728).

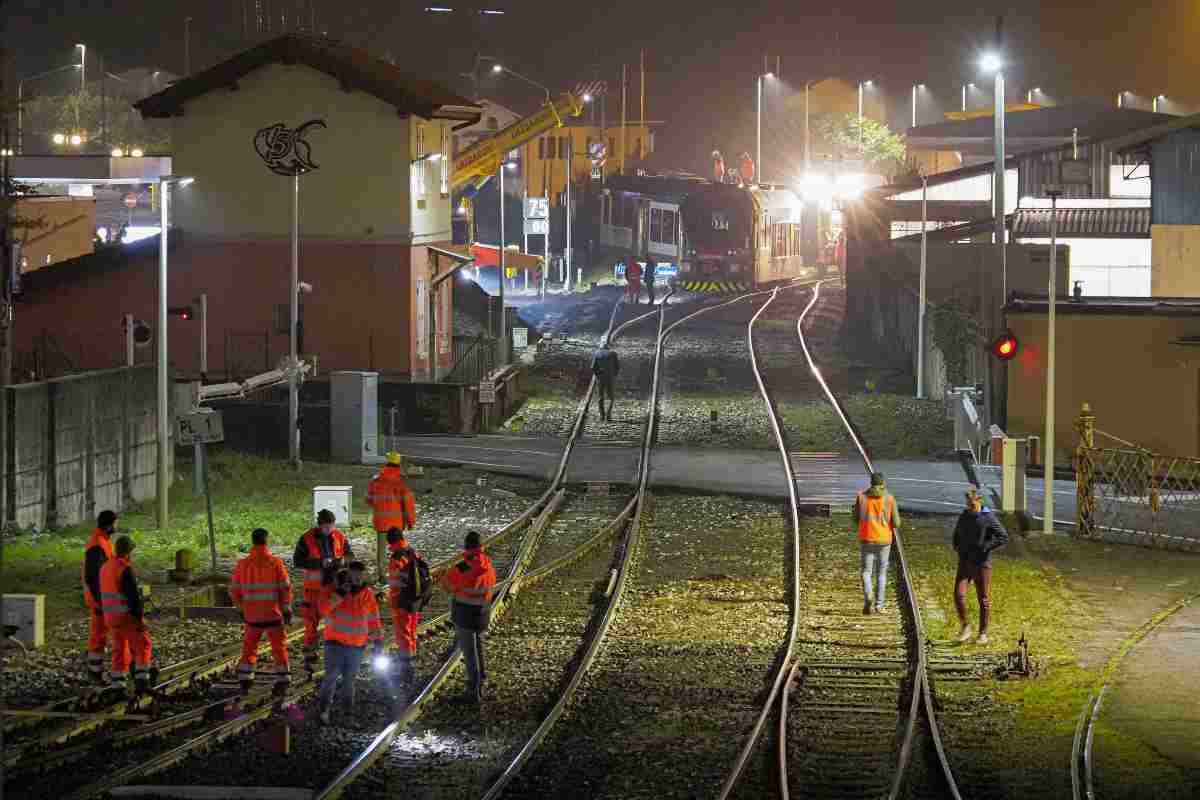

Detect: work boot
956,624,973,643
133,677,150,696
862,600,873,615
875,602,886,614
976,632,990,645
239,679,253,697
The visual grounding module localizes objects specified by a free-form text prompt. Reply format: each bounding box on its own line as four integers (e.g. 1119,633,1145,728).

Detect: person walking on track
385,527,432,708
82,510,117,684
591,338,620,422
953,489,1009,645
230,528,294,695
625,255,642,304
316,561,384,724
99,536,154,693
294,510,353,674
440,530,496,705
853,472,900,615
645,264,657,305
368,452,417,582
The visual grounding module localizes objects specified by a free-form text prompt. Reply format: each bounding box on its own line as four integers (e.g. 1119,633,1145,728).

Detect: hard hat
386,451,402,466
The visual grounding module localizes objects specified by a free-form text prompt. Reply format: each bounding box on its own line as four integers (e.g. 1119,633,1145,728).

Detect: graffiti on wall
254,119,327,176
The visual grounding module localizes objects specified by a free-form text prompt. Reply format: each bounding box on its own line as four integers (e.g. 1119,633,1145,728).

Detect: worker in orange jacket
367,452,416,580
853,472,900,615
625,255,642,304
385,527,430,705
293,509,353,672
99,536,154,692
316,561,384,724
439,530,496,704
230,528,294,695
82,509,118,683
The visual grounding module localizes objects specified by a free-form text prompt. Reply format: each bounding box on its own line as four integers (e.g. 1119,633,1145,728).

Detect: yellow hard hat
386,451,402,466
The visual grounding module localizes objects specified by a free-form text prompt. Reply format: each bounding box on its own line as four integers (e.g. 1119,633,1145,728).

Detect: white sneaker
956,624,973,643
976,633,990,645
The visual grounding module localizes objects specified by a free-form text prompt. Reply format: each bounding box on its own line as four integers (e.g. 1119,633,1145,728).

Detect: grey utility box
331,371,379,464
1002,437,1028,513
3,594,45,648
313,486,353,528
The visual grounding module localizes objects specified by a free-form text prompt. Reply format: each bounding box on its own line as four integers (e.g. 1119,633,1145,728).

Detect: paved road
382,434,1079,518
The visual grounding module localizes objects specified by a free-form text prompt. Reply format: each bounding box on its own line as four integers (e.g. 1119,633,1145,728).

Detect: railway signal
991,330,1018,361
169,305,194,321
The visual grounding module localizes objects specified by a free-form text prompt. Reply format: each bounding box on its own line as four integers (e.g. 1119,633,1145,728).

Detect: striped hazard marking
679,280,753,294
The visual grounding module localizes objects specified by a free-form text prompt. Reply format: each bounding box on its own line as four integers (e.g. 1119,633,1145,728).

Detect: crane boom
451,81,603,192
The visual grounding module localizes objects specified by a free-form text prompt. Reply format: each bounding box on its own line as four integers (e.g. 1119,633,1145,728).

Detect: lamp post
857,80,870,150
917,175,928,399
1043,189,1061,534
912,83,924,128
75,44,86,132
804,80,813,176
961,82,974,112
490,61,551,104
757,63,773,183
17,64,81,153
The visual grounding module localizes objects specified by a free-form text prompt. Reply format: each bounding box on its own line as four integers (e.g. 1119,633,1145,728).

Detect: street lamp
757,68,774,183
75,44,86,131
17,64,82,153
489,62,551,103
857,80,872,150
69,134,83,147
1153,94,1165,113
911,83,924,128
131,148,144,158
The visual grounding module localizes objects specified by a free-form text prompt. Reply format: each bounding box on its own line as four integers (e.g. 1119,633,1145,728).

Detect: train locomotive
598,174,826,291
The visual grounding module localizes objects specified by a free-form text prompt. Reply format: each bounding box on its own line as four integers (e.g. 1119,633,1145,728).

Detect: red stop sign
123,193,138,209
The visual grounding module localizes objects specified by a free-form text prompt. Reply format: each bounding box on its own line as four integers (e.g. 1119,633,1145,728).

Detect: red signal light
168,305,194,321
991,331,1018,361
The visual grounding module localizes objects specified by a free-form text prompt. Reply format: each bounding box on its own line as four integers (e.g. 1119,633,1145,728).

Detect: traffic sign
513,327,528,349
123,193,138,209
524,219,548,235
524,197,549,220
478,382,497,404
177,409,225,446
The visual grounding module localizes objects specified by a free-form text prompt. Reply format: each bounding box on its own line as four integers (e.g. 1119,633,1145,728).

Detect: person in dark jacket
439,530,496,705
952,489,1009,644
293,510,354,670
591,338,620,422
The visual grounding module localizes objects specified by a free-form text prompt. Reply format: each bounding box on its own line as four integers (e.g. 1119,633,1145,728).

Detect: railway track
713,280,963,800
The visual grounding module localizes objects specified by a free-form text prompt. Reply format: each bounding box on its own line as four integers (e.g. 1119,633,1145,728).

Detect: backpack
393,547,434,611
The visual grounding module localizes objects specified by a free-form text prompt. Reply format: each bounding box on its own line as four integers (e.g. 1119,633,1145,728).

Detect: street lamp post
1043,189,1061,534
917,175,928,399
17,64,81,153
756,64,773,183
75,44,86,132
911,84,919,128
857,80,866,150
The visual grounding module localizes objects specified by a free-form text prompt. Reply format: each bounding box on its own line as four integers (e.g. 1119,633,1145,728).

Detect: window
661,210,676,244
412,159,427,198
538,138,545,159
440,126,450,195
415,123,426,157
649,209,662,242
609,137,615,158
559,137,569,159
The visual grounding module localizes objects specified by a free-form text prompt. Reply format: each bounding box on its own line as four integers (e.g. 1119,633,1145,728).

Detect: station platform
384,434,1079,519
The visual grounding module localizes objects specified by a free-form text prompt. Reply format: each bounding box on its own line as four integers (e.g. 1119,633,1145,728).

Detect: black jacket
591,348,619,380
292,531,354,574
120,565,144,621
953,508,1009,565
84,544,109,605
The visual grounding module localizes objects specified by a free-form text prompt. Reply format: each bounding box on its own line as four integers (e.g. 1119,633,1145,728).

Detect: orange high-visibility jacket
82,528,114,610
387,539,425,612
367,466,416,532
99,556,144,625
230,545,293,624
319,585,383,647
856,491,898,545
438,547,496,608
293,528,349,594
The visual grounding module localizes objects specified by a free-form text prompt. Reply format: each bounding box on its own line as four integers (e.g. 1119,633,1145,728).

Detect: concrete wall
171,61,450,243
1005,312,1200,461
5,366,171,531
1151,224,1200,296
12,238,462,381
16,197,96,270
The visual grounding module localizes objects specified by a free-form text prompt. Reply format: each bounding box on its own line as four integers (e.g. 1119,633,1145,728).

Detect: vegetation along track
716,280,964,800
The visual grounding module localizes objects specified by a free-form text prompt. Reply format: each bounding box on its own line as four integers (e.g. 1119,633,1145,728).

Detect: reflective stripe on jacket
387,540,424,612
856,491,897,544
99,556,141,625
82,528,114,609
230,545,293,624
295,529,348,594
319,586,383,647
367,466,416,532
439,547,496,608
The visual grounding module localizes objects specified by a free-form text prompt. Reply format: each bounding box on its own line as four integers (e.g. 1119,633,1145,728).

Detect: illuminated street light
911,83,925,128
582,93,593,103
758,64,776,181
111,148,124,157
492,63,503,73
130,148,144,157
70,134,83,146
857,80,872,150
980,52,1002,73
53,133,66,145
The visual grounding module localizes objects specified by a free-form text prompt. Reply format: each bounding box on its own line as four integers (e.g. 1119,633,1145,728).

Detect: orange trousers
109,620,152,683
87,608,108,656
391,608,419,655
237,624,289,681
302,592,323,650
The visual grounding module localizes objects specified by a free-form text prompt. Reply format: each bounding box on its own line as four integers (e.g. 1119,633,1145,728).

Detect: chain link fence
1074,405,1200,551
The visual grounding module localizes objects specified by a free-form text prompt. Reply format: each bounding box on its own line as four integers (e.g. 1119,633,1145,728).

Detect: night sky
5,1,1198,176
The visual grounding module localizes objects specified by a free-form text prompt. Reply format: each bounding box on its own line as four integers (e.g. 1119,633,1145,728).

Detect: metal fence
446,334,497,385
4,365,172,531
1074,404,1200,551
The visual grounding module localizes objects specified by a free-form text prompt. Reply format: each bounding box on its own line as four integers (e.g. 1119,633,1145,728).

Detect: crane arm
451,81,602,192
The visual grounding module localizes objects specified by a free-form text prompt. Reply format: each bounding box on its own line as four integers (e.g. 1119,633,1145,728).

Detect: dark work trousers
645,279,656,305
455,626,486,700
954,559,993,633
596,377,616,420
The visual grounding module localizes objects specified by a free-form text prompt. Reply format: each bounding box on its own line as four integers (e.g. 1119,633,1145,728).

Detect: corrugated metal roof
1011,207,1150,238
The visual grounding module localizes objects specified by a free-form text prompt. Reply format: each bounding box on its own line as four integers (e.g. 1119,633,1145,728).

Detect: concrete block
3,594,45,648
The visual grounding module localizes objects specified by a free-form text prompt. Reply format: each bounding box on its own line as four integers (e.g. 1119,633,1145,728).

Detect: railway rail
713,280,962,799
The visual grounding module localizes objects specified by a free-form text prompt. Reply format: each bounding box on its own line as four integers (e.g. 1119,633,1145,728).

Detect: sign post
177,409,226,572
524,197,549,298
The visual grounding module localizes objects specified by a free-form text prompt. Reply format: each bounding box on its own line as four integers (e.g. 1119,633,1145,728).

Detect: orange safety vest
299,528,348,594
320,586,383,647
99,556,136,625
438,548,496,608
367,466,416,533
82,528,114,609
857,492,896,545
387,539,425,609
230,545,293,624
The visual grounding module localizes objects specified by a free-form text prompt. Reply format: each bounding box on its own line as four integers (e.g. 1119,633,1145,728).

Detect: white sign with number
513,327,528,349
524,197,549,220
177,409,225,445
524,218,548,235
478,383,496,404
